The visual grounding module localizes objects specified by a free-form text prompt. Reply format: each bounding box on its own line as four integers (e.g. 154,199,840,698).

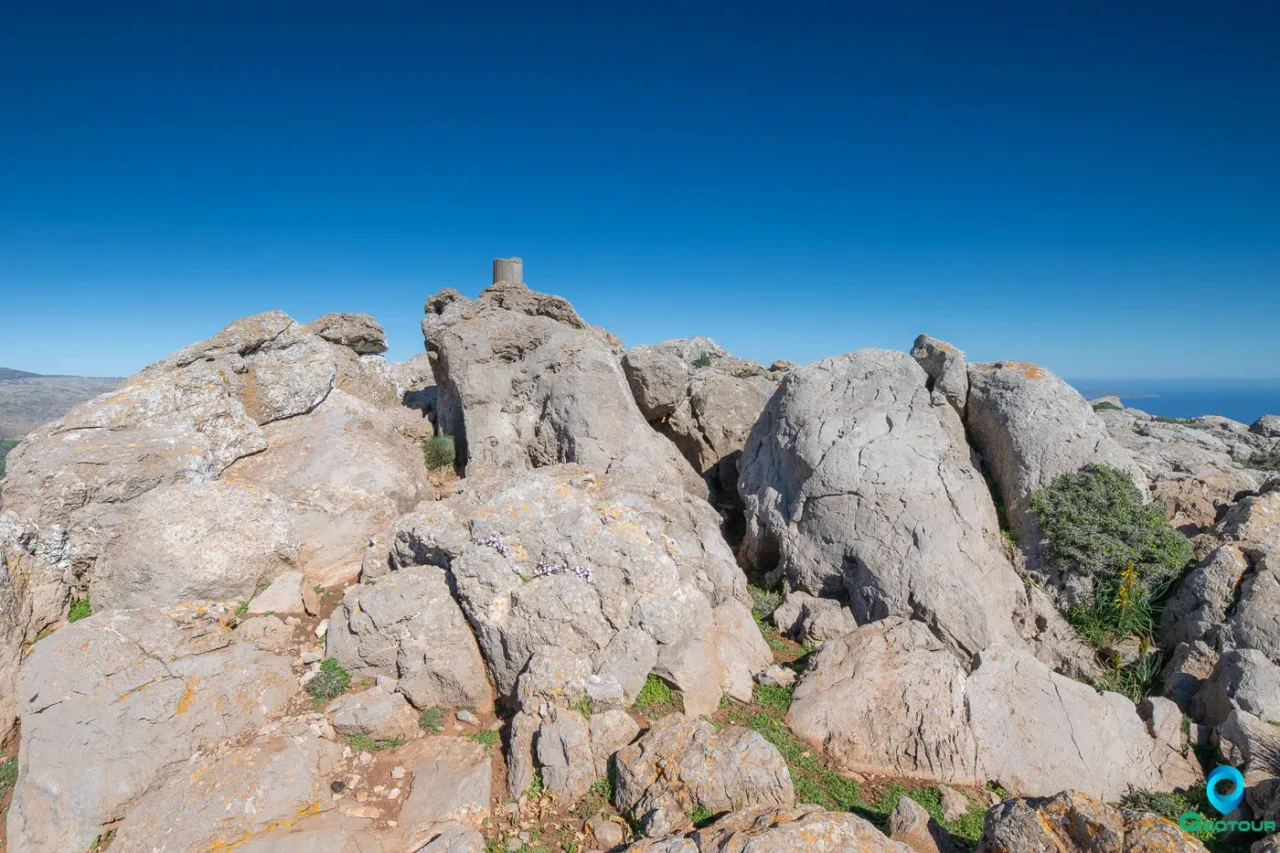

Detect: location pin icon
1206,765,1246,815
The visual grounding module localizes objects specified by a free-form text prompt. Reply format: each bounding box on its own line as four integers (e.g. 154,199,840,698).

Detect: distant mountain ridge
0,367,121,439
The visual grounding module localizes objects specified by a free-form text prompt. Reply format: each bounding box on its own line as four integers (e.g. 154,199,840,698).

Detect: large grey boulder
1196,649,1280,726
738,349,1028,657
910,334,968,414
7,603,295,853
965,360,1147,564
621,338,780,501
325,565,492,711
976,790,1208,852
687,805,911,852
535,707,596,804
1159,544,1252,648
224,388,429,585
422,282,705,496
1224,550,1280,664
1217,491,1280,552
360,466,764,712
307,311,389,354
329,686,421,741
89,480,298,609
787,619,1199,800
614,713,794,838
108,726,342,852
1253,415,1280,438
770,590,859,645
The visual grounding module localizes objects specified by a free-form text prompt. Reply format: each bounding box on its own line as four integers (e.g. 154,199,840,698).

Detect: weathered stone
324,565,491,712
689,805,912,852
976,790,1207,852
505,711,538,799
515,647,593,713
363,467,759,710
888,795,959,853
535,708,596,804
236,613,294,651
1226,552,1280,666
965,360,1146,565
614,713,794,837
307,312,388,354
739,350,1029,658
88,479,297,610
1217,492,1280,552
415,824,487,853
423,282,705,496
911,334,968,414
109,726,341,852
224,389,429,585
330,687,421,741
7,603,295,853
756,664,796,688
788,619,1199,800
248,568,307,615
1164,641,1220,709
589,709,640,777
1140,696,1186,753
398,736,492,846
589,816,626,849
1252,416,1280,439
1216,709,1280,775
1160,544,1252,648
771,590,858,645
939,786,970,823
1196,649,1280,726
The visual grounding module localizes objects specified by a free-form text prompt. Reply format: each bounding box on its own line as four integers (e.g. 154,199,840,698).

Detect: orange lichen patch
176,677,199,715
509,542,530,561
200,801,323,852
112,682,149,704
556,481,574,498
991,361,1047,380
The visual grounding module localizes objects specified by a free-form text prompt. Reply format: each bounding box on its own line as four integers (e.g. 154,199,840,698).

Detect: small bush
634,674,677,717
422,435,457,472
1094,651,1165,704
306,658,351,703
572,696,594,717
418,706,445,732
235,600,250,618
1092,401,1123,411
691,355,714,368
688,806,715,827
68,597,92,623
344,733,403,752
1031,464,1192,649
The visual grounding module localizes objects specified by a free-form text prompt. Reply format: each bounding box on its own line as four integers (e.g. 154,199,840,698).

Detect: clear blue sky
2,1,1277,379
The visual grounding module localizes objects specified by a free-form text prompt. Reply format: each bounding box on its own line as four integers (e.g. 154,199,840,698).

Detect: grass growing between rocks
714,683,989,851
1123,786,1251,853
306,658,351,704
1092,401,1123,411
468,729,501,749
418,706,445,732
634,674,679,719
67,597,91,623
343,733,404,752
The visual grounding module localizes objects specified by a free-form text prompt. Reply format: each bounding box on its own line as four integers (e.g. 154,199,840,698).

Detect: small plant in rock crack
68,597,92,623
306,658,351,703
531,560,594,583
421,435,456,472
418,706,445,732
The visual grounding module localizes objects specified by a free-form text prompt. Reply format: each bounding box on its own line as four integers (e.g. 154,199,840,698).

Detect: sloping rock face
977,790,1207,852
421,282,706,496
7,603,295,853
911,333,968,415
738,349,1028,657
360,465,765,710
787,619,1199,800
622,806,912,852
614,714,795,838
965,360,1147,566
621,338,782,502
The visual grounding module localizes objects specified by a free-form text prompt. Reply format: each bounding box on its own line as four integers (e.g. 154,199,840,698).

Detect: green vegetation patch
634,674,679,718
1123,786,1251,852
1092,401,1123,411
0,439,18,479
691,355,715,368
422,435,457,472
344,733,403,752
418,706,445,732
468,729,501,748
306,658,351,704
68,597,92,623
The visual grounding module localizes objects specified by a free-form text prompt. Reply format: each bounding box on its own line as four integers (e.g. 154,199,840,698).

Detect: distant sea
1067,379,1280,425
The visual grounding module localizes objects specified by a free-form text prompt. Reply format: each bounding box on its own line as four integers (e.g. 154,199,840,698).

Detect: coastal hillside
0,369,120,440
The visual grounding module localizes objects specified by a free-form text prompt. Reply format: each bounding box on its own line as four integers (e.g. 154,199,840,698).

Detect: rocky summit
2,262,1279,853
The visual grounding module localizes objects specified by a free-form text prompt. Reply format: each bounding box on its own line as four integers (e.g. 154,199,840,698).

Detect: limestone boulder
224,389,429,585
307,312,388,354
1196,649,1280,726
329,687,421,741
7,603,295,853
787,619,1199,800
397,736,492,844
888,795,959,853
614,713,794,838
589,709,641,777
90,480,298,609
361,466,762,710
622,338,780,501
1217,491,1280,552
1254,415,1280,438
1159,544,1253,648
324,565,492,711
1224,551,1280,665
422,282,705,496
739,349,1029,658
771,590,859,644
976,790,1207,852
535,707,596,804
965,360,1146,563
910,334,968,414
692,805,912,852
108,726,341,853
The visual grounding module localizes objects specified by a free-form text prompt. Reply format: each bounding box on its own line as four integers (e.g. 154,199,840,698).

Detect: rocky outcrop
325,565,492,712
360,465,765,710
422,282,705,495
965,360,1147,564
770,590,859,644
1254,415,1280,438
307,312,389,354
976,790,1208,852
739,349,1029,657
622,806,912,852
1195,649,1280,726
911,334,968,414
621,338,782,501
614,714,794,837
7,603,295,853
787,619,1199,800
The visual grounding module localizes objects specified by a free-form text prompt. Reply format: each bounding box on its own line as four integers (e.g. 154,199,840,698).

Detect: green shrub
418,706,445,732
468,729,500,748
68,597,92,623
754,683,793,716
344,733,403,752
1031,464,1192,648
688,806,715,827
1092,401,1123,411
0,756,16,794
422,435,457,472
1093,651,1165,704
634,674,677,717
306,658,351,703
691,355,714,368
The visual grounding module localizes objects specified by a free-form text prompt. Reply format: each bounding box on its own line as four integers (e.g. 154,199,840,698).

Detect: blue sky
2,1,1277,378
